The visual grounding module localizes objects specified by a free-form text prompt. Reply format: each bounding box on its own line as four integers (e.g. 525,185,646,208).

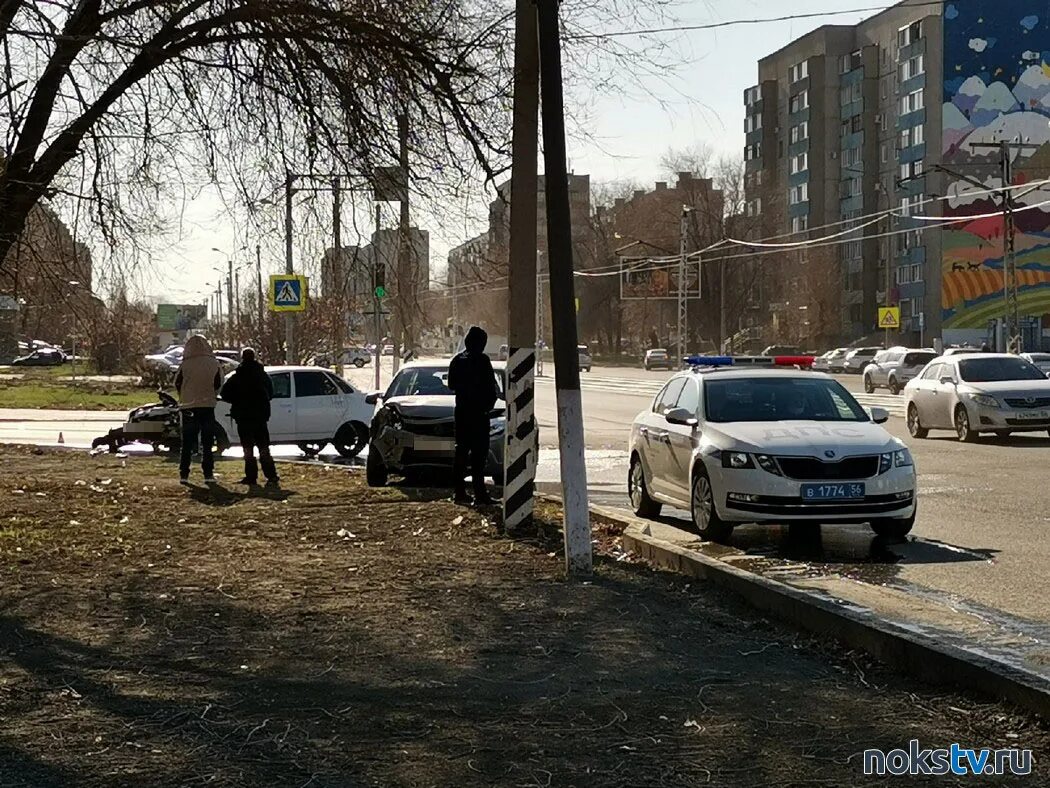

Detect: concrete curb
594,505,1050,719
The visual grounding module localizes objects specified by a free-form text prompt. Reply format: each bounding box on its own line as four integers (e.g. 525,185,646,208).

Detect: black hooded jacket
447,326,498,415
220,358,273,422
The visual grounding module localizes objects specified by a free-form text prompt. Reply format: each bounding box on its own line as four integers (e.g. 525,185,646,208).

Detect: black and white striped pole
537,0,592,574
503,0,540,533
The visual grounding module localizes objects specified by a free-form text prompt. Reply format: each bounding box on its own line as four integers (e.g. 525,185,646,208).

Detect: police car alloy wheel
691,469,732,542
629,456,661,518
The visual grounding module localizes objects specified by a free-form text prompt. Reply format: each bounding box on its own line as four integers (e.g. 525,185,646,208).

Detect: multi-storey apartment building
745,0,1050,351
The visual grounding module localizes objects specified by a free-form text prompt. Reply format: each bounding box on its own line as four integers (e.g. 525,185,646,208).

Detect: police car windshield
958,357,1045,383
704,377,868,423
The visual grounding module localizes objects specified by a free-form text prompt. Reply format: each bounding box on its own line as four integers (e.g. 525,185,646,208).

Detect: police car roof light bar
685,355,734,368
773,355,816,367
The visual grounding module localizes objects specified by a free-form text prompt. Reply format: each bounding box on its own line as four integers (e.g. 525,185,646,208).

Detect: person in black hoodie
220,348,279,486
447,326,499,505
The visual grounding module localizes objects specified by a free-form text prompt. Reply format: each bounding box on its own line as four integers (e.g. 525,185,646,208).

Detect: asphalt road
3,362,1049,643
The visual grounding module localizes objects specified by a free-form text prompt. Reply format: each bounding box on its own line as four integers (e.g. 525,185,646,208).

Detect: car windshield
958,357,1046,382
903,352,936,366
386,366,505,399
704,377,869,423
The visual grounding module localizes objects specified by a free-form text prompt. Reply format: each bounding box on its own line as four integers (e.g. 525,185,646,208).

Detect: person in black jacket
447,326,499,505
220,348,279,486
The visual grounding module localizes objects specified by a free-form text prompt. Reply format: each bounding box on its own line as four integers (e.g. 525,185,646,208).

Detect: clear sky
143,1,886,307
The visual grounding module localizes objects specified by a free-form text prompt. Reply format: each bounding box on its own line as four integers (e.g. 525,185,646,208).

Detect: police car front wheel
691,469,732,542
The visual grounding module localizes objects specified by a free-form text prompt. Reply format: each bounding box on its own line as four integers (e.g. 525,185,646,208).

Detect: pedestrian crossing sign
269,275,308,313
878,306,900,329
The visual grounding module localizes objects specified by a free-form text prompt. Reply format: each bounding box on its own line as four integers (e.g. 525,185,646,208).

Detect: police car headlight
893,448,913,468
721,451,754,470
755,454,782,476
489,417,506,436
879,453,892,474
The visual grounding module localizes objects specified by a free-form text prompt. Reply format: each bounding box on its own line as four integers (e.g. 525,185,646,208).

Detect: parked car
644,348,673,371
761,345,801,356
863,347,937,395
365,362,507,486
578,344,592,372
942,346,983,356
1021,352,1050,377
215,365,373,458
825,348,849,374
904,353,1050,441
12,348,65,366
313,347,372,368
843,346,882,374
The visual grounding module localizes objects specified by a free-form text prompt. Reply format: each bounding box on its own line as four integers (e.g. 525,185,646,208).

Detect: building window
897,19,923,50
911,263,924,282
744,86,760,106
744,114,762,133
913,123,924,145
900,160,923,181
744,142,761,161
896,265,912,285
851,114,863,134
789,60,809,83
745,198,762,217
789,90,809,113
790,152,808,174
843,147,862,168
900,297,914,320
839,50,863,74
899,194,923,217
898,54,925,82
789,183,809,205
840,178,862,198
791,215,809,233
881,144,888,164
839,82,863,106
899,88,924,115
789,121,809,143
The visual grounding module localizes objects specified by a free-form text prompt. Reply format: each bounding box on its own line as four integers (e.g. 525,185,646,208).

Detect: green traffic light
374,285,386,298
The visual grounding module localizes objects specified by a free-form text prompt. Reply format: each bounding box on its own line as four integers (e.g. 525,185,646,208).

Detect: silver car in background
864,348,937,395
843,346,882,374
1021,352,1050,377
904,353,1050,442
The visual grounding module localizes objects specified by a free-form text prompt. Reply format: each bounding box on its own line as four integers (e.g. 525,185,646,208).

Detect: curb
595,505,1050,719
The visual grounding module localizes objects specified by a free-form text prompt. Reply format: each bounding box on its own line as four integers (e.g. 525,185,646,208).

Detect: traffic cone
57,432,64,445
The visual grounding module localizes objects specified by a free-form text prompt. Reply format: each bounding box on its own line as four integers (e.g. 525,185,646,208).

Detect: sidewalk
0,446,1046,786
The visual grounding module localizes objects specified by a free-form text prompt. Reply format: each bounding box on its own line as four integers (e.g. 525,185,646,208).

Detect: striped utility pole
537,0,592,574
503,0,540,533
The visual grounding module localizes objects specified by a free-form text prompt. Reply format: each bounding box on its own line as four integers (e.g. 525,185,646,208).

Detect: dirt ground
0,446,1046,787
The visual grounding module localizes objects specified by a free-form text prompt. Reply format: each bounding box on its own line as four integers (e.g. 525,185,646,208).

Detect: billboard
619,258,701,300
941,2,1050,332
156,304,206,331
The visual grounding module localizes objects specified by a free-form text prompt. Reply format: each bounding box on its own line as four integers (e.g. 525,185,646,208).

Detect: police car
627,356,916,541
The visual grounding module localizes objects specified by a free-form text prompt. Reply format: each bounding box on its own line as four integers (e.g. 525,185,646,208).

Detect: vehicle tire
333,422,368,458
628,454,661,518
888,377,901,395
213,425,230,455
366,447,388,487
863,375,875,394
954,405,978,443
906,404,928,439
354,358,365,368
871,510,915,539
691,467,733,542
298,441,325,458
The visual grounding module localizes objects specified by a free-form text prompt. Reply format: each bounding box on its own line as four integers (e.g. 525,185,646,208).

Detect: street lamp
67,280,81,384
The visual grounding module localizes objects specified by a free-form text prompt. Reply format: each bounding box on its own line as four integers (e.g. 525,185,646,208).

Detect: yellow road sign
878,306,900,329
270,275,308,312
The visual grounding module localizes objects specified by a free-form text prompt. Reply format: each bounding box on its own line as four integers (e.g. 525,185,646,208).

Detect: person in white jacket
174,335,222,484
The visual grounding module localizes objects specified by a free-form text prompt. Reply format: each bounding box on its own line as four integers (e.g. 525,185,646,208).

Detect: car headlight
386,409,402,430
755,454,782,476
489,417,505,436
970,393,999,408
720,451,754,469
894,448,913,467
879,453,892,474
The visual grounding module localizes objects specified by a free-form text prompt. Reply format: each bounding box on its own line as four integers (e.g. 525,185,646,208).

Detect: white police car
627,356,916,541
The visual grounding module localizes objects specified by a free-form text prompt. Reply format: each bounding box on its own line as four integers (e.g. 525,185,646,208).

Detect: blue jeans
179,408,216,479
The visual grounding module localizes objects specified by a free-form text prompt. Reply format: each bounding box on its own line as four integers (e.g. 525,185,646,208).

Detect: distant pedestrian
175,335,221,485
220,348,279,487
447,325,498,506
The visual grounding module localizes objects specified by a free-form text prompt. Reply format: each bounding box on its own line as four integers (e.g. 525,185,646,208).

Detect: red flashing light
773,355,815,367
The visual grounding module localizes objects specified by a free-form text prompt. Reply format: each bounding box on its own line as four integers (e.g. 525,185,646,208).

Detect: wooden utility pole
394,113,410,375
537,0,591,574
503,0,541,533
332,176,344,375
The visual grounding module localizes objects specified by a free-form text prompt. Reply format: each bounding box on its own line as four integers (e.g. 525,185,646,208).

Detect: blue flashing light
685,355,734,368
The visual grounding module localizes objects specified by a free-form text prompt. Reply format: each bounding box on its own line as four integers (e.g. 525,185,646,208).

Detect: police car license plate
801,483,865,501
1014,410,1049,420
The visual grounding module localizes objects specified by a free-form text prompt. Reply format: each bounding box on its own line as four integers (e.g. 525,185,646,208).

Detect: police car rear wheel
628,455,661,518
691,469,732,542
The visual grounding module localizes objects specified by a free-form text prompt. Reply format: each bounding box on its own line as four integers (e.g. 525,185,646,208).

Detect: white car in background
904,353,1050,441
215,365,373,458
628,358,916,542
1021,352,1050,377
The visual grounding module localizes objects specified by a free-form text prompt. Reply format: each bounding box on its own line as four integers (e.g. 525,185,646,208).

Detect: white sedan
904,353,1050,441
628,358,916,542
215,365,374,457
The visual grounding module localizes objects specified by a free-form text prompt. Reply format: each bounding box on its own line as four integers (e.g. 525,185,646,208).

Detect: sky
142,0,886,308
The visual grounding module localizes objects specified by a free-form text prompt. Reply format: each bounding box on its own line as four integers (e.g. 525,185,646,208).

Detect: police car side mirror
665,407,698,427
868,406,889,424
365,392,382,405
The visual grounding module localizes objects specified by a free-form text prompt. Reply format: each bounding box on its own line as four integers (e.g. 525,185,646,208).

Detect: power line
565,2,947,41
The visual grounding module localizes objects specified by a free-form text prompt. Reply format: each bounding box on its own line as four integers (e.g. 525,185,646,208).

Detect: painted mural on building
941,2,1050,334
